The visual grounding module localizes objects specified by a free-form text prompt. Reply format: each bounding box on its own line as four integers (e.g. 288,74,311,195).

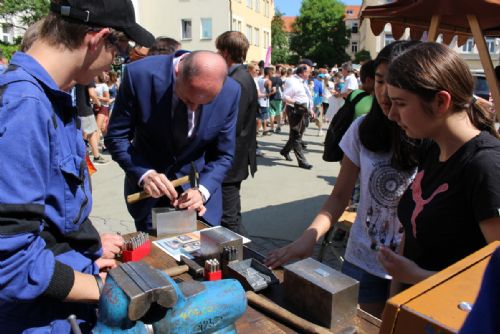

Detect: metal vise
93,261,247,334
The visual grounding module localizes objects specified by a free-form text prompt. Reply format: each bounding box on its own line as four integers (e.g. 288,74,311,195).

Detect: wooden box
380,241,500,334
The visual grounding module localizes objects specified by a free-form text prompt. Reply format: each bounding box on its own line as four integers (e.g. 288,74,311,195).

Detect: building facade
344,5,361,60
132,0,274,62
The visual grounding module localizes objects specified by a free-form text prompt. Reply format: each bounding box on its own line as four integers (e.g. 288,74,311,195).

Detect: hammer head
189,162,199,189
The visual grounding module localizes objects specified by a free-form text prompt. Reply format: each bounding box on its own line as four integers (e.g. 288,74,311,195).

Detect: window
486,38,496,53
351,22,358,34
232,19,242,32
246,25,253,44
264,31,270,48
246,0,252,8
346,10,353,15
384,33,395,46
181,19,192,40
351,42,358,53
255,0,260,12
264,0,269,17
2,24,12,34
254,28,260,46
200,18,212,39
462,38,474,53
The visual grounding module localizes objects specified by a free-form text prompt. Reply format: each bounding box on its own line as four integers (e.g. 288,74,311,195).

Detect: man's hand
142,171,178,203
100,233,124,259
172,188,206,216
378,246,435,285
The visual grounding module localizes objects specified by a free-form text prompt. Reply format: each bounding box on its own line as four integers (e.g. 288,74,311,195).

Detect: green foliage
0,0,50,27
0,42,20,59
354,49,371,63
271,10,293,64
290,0,350,67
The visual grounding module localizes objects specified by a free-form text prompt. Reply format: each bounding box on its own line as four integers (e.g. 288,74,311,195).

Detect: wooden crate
380,241,500,334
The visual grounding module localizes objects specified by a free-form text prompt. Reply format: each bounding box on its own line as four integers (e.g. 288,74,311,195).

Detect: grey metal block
284,257,359,331
152,208,197,237
200,227,243,261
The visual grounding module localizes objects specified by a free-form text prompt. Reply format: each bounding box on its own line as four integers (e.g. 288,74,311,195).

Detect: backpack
322,91,370,162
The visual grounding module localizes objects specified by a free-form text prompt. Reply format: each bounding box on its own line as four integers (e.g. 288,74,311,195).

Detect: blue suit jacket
105,54,240,226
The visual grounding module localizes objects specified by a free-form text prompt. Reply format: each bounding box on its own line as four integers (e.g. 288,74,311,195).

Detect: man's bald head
176,51,228,111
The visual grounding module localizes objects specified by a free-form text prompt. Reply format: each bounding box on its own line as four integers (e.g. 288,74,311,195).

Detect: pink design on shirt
410,171,448,237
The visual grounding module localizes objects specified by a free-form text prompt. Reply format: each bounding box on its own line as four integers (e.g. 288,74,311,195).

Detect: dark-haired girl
379,42,500,288
265,41,420,317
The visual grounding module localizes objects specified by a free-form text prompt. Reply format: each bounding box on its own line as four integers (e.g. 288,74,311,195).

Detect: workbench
139,224,381,334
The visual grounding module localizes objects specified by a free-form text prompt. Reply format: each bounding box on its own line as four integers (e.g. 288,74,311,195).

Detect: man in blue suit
105,51,240,232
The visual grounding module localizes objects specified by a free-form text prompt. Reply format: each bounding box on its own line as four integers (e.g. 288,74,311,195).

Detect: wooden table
139,226,380,334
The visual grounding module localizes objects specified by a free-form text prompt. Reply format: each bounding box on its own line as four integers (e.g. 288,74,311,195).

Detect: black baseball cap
298,58,316,68
50,0,155,47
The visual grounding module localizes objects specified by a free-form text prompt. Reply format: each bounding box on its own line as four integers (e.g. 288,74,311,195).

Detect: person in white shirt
341,62,359,99
279,59,315,169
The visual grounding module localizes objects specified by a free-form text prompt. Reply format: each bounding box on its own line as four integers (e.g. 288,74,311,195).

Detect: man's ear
87,28,110,51
434,90,452,114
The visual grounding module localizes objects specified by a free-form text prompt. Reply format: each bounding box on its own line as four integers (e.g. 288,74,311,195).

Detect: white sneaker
318,129,324,136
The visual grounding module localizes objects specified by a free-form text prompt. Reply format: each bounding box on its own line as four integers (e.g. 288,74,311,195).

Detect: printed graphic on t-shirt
410,170,448,238
364,162,414,251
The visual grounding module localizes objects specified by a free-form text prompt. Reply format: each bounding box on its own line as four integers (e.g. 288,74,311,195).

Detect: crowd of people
0,0,499,332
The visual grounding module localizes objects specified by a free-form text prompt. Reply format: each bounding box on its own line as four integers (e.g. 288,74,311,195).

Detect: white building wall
136,0,230,51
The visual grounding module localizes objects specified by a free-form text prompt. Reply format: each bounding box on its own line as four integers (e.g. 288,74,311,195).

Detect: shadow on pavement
242,194,329,241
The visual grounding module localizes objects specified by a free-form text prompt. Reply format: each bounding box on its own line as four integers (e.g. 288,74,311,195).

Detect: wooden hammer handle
126,175,191,204
246,291,332,334
163,265,189,277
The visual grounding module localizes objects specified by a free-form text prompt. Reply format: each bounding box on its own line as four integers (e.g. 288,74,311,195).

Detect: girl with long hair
379,42,500,288
265,41,421,317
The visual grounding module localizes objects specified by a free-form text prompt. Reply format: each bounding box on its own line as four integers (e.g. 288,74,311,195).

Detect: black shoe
280,150,293,161
275,127,281,134
302,143,308,150
298,162,313,170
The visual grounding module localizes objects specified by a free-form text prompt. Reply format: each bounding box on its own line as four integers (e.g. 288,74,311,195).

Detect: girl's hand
265,240,314,269
378,246,434,284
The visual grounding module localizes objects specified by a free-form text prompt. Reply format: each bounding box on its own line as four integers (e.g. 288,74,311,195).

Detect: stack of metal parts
124,232,149,251
226,258,279,292
204,258,222,281
221,246,238,265
204,259,220,273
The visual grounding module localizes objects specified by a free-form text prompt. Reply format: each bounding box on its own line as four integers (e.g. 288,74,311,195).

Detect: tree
0,0,49,29
354,49,371,63
271,10,293,64
290,0,350,67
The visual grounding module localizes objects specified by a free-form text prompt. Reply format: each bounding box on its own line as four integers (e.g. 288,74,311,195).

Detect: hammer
127,163,199,204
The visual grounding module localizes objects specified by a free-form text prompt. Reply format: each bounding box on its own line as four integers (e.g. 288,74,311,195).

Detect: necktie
172,99,188,153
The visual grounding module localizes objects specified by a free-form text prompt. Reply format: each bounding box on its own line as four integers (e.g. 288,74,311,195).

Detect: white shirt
339,116,416,279
282,74,312,109
342,73,359,93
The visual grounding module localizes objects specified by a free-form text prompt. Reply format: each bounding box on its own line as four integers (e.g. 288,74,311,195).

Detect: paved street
90,123,344,269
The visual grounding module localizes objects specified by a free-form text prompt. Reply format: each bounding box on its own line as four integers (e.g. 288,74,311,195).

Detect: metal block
152,208,197,237
284,257,359,331
200,227,243,261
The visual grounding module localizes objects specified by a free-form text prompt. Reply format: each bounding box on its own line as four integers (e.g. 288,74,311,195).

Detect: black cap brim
122,23,155,48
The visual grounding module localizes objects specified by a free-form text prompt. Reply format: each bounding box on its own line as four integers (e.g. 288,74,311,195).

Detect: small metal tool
67,314,82,334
